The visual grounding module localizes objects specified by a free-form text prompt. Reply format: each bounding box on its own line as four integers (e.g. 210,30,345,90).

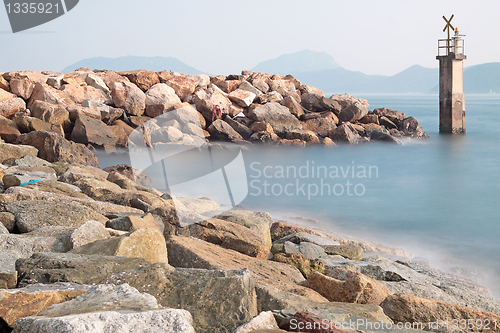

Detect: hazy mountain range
63,50,500,94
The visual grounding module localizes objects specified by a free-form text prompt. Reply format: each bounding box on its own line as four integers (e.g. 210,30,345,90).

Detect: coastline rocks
194,86,232,121
250,102,302,135
70,115,118,147
0,116,21,143
5,200,107,233
399,116,429,138
302,269,392,305
300,93,341,113
233,311,279,333
119,69,160,92
208,119,244,141
338,102,369,123
70,228,169,264
144,83,182,117
0,283,89,326
15,130,99,167
273,253,325,278
0,252,17,289
328,123,362,144
0,97,26,119
16,252,150,287
165,76,198,102
323,244,364,261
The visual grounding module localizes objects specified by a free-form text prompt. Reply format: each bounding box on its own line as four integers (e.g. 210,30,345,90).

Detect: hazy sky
1,0,498,75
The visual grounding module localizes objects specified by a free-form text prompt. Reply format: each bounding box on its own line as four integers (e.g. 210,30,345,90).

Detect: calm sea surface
96,94,500,297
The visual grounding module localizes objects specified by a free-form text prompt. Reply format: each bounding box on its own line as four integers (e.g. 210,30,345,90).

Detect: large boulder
381,293,500,331
70,228,168,264
14,308,195,333
15,131,99,167
110,81,146,116
194,85,232,121
372,107,406,124
15,252,150,287
338,102,369,123
398,116,429,138
0,97,26,118
302,115,338,137
0,116,21,143
285,129,320,144
0,142,38,163
106,263,257,333
222,115,253,140
328,123,362,144
70,115,118,147
302,269,392,305
0,89,15,104
273,253,325,279
250,102,302,136
165,76,198,101
228,89,256,107
207,119,244,141
280,96,304,119
119,70,160,92
145,83,182,118
300,93,341,114
233,311,279,333
0,283,89,327
10,78,35,99
5,200,107,233
30,101,70,127
0,252,17,289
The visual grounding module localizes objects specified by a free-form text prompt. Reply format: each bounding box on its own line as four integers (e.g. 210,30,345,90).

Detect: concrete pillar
436,42,466,134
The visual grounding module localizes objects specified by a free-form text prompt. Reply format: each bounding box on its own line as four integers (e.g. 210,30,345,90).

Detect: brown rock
250,102,302,136
229,89,256,107
119,70,160,92
372,107,406,124
0,212,16,232
301,93,341,114
112,119,134,137
250,121,273,133
0,97,25,119
330,94,369,109
71,115,118,147
145,83,182,117
207,119,244,141
165,76,198,101
252,79,270,93
110,81,146,116
303,269,392,305
280,96,304,119
270,221,322,242
214,80,241,94
177,218,271,259
273,253,325,278
279,311,347,333
9,78,35,99
193,86,232,121
359,113,379,125
398,116,429,139
30,101,70,128
222,116,253,140
299,84,324,96
338,102,369,123
70,228,168,264
0,88,15,103
3,70,47,84
108,124,129,147
0,142,38,164
15,130,99,167
106,213,161,232
0,283,88,327
285,129,320,144
166,236,324,300
59,84,109,105
27,82,72,110
66,104,101,122
157,70,172,83
303,116,338,137
328,123,361,144
94,70,130,89
322,244,363,261
13,115,64,136
0,76,9,92
380,293,500,332
259,91,283,104
0,116,21,143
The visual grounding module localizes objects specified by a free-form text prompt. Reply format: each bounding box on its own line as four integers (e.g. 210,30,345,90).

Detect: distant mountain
62,56,205,74
251,49,340,75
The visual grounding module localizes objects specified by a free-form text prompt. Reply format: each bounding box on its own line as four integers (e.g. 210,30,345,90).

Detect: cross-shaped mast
443,15,454,52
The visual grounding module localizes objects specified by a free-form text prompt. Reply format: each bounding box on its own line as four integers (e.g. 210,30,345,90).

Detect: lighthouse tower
436,15,466,134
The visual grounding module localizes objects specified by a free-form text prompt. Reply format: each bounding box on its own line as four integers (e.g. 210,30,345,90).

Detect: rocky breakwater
0,69,427,150
1,140,499,332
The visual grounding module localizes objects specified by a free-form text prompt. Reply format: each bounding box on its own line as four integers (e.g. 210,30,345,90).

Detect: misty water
96,94,500,298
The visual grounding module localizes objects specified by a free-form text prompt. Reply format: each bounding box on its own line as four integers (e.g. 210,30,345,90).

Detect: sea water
96,94,500,298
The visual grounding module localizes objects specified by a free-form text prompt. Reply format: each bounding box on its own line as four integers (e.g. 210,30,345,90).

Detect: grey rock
213,210,273,249
379,116,398,129
16,252,150,287
232,311,279,333
222,115,253,140
399,116,429,138
105,263,257,333
0,222,8,234
250,102,302,136
208,119,244,142
274,232,339,246
37,284,159,318
283,241,327,260
69,220,110,249
329,123,362,144
370,130,401,144
5,200,108,233
0,142,38,164
14,308,196,333
12,155,55,168
0,251,17,288
300,93,341,114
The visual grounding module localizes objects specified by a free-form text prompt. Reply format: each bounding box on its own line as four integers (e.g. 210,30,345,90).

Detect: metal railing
438,38,465,56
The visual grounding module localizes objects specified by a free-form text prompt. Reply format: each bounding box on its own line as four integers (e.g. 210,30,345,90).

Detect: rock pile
1,145,499,332
0,69,428,150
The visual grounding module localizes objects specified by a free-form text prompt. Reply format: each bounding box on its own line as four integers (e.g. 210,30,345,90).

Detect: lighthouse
436,15,466,134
